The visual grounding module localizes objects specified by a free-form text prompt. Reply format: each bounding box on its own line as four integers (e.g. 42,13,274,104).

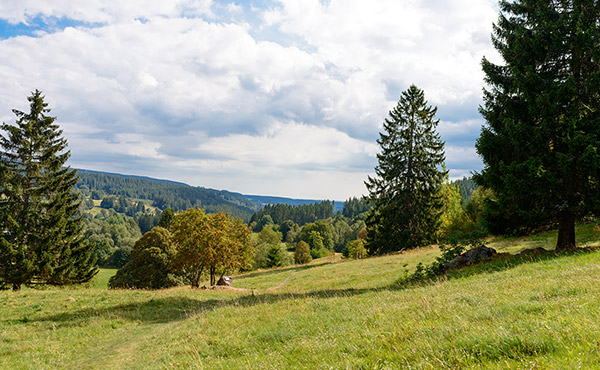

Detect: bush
294,241,312,264
342,239,367,259
109,227,186,289
266,244,293,268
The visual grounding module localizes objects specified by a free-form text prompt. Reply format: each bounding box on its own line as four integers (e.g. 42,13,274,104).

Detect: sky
0,0,501,200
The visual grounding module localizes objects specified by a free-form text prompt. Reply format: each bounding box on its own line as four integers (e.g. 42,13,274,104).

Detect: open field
2,225,600,369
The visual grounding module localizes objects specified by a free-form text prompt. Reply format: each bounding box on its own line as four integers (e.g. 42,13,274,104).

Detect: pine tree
365,85,446,254
476,1,600,250
0,90,97,291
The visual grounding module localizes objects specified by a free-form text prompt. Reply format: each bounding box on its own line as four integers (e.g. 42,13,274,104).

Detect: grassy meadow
2,225,600,369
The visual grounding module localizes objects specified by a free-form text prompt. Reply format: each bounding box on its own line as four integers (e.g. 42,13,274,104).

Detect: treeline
76,170,259,219
250,200,336,226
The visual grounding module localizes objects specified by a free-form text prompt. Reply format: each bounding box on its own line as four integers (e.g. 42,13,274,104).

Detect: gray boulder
216,276,233,286
441,245,497,272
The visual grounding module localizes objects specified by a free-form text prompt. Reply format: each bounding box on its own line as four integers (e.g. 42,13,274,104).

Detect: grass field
1,225,600,369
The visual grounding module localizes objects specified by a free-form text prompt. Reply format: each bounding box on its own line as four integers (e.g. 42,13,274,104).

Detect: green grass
2,226,600,369
91,268,118,290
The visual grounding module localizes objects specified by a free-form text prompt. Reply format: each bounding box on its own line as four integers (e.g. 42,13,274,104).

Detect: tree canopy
365,85,447,254
171,208,254,287
476,0,600,249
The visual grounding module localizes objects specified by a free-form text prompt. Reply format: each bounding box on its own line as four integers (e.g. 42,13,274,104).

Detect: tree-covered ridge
76,169,259,219
250,200,335,227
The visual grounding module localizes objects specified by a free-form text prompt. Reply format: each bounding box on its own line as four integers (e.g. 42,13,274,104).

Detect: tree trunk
556,214,576,251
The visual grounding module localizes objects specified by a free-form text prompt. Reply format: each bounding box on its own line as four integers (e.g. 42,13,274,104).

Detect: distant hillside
243,194,344,213
75,169,260,219
75,169,345,219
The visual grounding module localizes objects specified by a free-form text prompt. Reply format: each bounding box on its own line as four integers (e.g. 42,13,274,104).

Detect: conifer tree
476,1,600,250
0,90,97,291
365,85,446,254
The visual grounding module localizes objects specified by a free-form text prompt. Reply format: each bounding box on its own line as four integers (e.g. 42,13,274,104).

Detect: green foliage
171,208,254,286
82,213,142,268
438,182,469,240
108,227,185,289
342,239,367,259
365,85,447,254
294,241,312,264
308,231,329,259
0,90,97,290
255,201,334,227
452,177,477,206
253,226,289,269
476,0,600,250
342,196,371,219
265,244,293,268
298,220,334,252
158,208,175,229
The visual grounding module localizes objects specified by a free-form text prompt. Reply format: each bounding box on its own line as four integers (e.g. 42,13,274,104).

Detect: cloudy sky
0,0,500,200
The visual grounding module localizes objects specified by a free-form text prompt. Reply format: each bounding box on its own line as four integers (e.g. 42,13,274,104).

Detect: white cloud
0,0,498,199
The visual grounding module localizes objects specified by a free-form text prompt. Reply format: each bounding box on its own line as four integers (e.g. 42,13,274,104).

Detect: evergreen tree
0,90,97,290
365,85,446,254
476,1,600,249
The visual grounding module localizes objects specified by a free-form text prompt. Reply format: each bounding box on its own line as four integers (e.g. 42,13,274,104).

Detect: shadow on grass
393,246,600,290
31,247,599,327
33,287,377,326
235,260,337,280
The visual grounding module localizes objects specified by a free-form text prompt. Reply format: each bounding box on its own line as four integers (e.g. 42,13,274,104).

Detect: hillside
75,169,345,218
2,225,600,369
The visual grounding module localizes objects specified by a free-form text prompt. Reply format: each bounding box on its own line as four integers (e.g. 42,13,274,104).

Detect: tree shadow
31,247,598,327
391,246,600,290
235,261,337,280
33,287,376,327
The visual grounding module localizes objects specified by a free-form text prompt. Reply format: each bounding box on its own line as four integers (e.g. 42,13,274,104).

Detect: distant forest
76,170,259,219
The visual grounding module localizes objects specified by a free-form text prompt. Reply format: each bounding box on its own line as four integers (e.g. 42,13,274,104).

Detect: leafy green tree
0,90,97,291
171,209,254,286
253,226,286,269
365,85,446,254
108,227,184,289
297,220,334,252
158,208,175,229
476,1,600,250
308,231,329,259
342,239,367,259
294,241,312,264
438,182,468,239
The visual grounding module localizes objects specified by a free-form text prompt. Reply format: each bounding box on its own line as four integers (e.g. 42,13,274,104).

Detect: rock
517,247,547,255
216,276,233,286
441,245,497,272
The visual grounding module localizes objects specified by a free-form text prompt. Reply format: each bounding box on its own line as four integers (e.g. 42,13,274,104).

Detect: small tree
365,85,446,254
108,227,183,289
294,241,312,264
342,239,367,259
0,90,97,291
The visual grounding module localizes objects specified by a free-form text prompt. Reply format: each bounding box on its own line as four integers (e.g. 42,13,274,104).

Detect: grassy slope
1,226,600,369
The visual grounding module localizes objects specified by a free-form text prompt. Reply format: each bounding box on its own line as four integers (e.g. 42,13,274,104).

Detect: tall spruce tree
365,85,446,254
0,90,97,291
476,1,600,250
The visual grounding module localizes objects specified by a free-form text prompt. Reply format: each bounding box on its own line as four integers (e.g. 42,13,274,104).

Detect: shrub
342,239,367,259
294,241,312,264
109,227,185,289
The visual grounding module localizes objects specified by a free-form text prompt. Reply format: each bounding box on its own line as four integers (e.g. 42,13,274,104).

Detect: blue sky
0,0,499,200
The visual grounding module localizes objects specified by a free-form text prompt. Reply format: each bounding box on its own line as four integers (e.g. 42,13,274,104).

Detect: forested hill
243,194,344,213
75,169,260,219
